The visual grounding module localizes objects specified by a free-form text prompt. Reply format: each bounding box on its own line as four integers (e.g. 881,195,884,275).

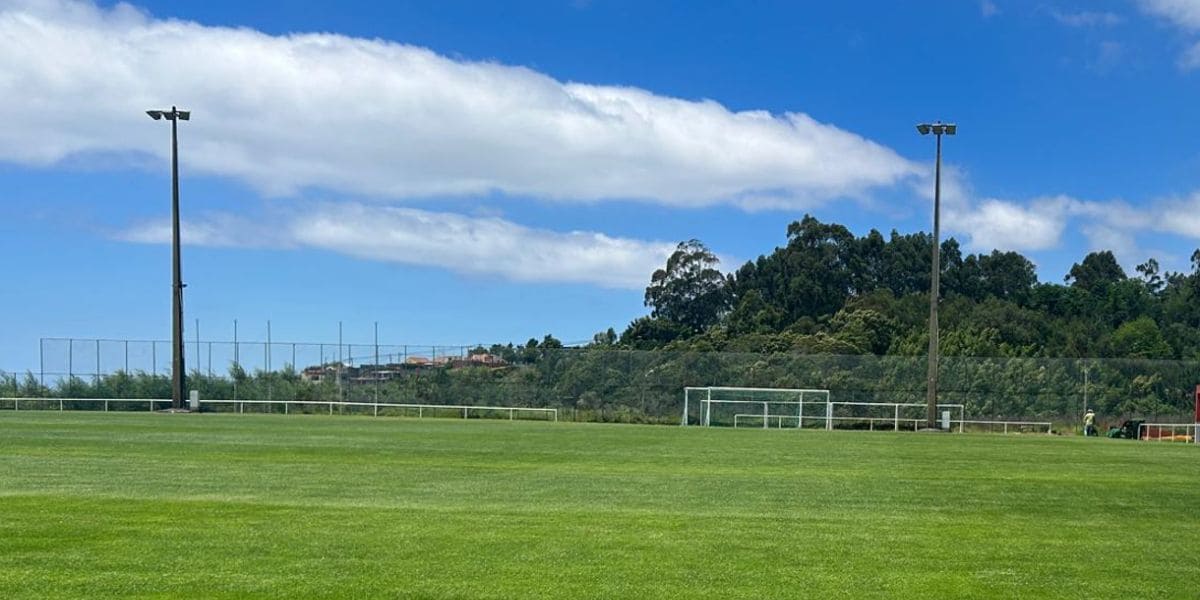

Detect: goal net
682,386,831,428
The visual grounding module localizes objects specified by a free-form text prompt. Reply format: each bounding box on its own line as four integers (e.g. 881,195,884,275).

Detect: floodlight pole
917,121,955,430
170,108,186,410
148,106,190,410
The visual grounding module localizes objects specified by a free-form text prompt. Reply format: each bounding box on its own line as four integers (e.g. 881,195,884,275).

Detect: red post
1194,385,1199,423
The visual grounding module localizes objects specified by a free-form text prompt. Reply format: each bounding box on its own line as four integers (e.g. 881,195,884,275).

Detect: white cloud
0,0,919,208
939,187,1200,273
980,1,1000,18
1146,192,1200,238
945,196,1073,252
116,204,685,289
1137,0,1200,29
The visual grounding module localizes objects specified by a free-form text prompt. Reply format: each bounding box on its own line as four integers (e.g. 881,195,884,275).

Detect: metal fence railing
1137,423,1198,443
0,397,558,422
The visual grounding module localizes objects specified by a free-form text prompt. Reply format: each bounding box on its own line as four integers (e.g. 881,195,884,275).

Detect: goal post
682,387,972,432
682,386,831,428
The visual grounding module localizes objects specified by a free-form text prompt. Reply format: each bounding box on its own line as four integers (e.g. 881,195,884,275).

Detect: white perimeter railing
1137,423,1198,443
731,413,1052,435
957,420,1052,435
0,397,558,422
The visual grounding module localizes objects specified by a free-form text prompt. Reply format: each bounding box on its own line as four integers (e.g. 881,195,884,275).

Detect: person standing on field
1083,408,1096,437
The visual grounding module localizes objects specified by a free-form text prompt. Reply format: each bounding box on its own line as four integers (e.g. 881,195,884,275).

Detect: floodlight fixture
147,108,190,121
917,122,957,136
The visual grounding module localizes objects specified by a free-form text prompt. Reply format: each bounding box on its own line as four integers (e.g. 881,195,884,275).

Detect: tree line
627,215,1200,363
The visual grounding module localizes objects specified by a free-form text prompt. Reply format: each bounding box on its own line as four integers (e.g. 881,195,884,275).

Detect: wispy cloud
1046,9,1123,27
981,0,1000,18
1135,0,1200,68
116,204,687,289
1137,0,1200,30
941,186,1200,272
1147,192,1200,239
1087,40,1127,73
116,212,285,248
1179,40,1200,68
0,0,919,209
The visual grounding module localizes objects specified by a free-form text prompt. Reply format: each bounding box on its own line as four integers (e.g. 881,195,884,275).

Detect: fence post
233,322,240,403
373,322,380,404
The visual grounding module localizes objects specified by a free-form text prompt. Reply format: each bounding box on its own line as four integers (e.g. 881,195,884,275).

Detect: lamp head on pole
147,108,191,121
916,121,956,136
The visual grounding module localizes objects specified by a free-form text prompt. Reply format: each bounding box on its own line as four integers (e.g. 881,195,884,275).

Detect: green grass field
1,412,1197,599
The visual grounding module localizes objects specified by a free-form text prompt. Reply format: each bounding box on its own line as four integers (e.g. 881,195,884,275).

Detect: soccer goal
682,386,831,428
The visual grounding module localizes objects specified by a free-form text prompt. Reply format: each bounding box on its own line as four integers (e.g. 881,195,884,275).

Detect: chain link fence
3,337,1197,426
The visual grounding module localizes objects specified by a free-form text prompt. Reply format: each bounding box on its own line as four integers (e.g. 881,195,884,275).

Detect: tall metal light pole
147,107,191,410
916,121,956,429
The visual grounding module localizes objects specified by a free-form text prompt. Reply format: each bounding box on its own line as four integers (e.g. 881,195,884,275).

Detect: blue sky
4,0,1200,372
